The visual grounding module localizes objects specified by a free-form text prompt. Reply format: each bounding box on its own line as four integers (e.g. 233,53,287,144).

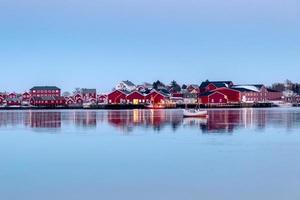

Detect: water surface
1,108,300,200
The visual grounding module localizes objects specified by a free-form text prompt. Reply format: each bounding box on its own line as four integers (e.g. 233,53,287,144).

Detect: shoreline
0,103,290,110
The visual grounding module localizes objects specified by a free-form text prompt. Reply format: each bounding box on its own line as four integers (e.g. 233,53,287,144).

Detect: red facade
30,96,66,107
22,92,31,101
108,90,127,104
199,92,228,104
30,86,61,97
98,95,107,104
145,91,166,104
6,98,21,106
8,93,17,99
126,91,145,104
213,88,241,103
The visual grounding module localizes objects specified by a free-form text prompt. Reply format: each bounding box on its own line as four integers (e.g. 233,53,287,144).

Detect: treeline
270,80,300,95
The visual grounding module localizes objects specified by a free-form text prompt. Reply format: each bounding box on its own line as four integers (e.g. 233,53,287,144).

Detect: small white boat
183,109,208,118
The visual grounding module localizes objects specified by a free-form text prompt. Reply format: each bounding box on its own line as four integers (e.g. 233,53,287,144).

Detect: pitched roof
81,88,96,94
122,80,136,87
231,84,265,92
200,81,232,88
199,91,215,97
267,88,281,92
30,86,60,90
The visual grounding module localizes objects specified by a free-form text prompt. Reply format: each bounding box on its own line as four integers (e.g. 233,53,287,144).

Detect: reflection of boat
145,103,166,109
183,117,208,125
183,109,208,118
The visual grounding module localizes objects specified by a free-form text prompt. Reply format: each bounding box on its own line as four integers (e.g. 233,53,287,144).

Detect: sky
0,0,299,92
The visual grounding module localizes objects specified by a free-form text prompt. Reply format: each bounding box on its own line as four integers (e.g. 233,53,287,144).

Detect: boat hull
183,109,208,118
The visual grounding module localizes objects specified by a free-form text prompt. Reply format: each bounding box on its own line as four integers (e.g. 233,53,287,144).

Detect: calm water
1,108,300,200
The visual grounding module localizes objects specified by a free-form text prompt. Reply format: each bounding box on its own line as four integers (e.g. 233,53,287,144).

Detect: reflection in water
0,108,300,133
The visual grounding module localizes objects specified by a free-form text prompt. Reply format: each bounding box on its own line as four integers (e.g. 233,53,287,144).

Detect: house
30,86,61,97
6,98,22,106
22,92,31,101
107,90,129,104
30,96,66,107
212,88,241,103
199,91,228,104
232,84,269,102
187,84,200,93
126,91,145,104
8,92,17,99
116,80,136,92
182,92,198,104
98,94,108,104
0,96,4,105
200,81,233,94
81,88,97,101
65,97,74,105
145,90,167,104
137,82,153,92
267,88,283,101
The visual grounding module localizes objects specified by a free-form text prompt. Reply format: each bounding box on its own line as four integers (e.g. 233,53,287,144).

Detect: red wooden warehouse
126,91,145,104
199,91,228,104
108,90,129,104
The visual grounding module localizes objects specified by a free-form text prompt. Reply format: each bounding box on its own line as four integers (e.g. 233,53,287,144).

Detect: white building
115,80,136,92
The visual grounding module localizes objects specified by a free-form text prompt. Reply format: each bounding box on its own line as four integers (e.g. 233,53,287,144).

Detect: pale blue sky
0,0,299,92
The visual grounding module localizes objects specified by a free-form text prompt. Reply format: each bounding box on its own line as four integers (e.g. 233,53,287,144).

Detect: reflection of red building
201,110,241,133
29,112,62,128
74,111,97,127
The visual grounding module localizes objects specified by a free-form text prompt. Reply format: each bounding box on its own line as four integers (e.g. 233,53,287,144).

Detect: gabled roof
199,91,226,97
122,80,136,87
81,88,96,94
109,89,131,95
199,91,215,97
30,86,60,90
200,81,233,88
188,84,199,88
267,88,281,92
231,84,265,92
127,90,145,97
232,88,255,92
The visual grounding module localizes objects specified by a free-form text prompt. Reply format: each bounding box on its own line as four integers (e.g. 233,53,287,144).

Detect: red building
81,88,97,101
30,96,66,107
108,90,129,104
22,92,31,101
232,85,278,103
0,96,4,105
200,81,233,94
98,94,107,104
6,98,22,106
30,86,61,97
8,93,17,99
213,87,241,103
145,90,167,104
199,91,228,104
126,91,145,104
187,84,200,93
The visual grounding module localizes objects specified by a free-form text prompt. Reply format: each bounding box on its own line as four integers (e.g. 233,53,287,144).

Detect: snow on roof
231,85,260,92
